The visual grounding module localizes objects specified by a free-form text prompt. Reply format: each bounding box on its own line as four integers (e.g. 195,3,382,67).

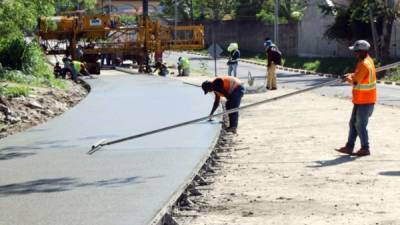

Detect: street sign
208,43,223,59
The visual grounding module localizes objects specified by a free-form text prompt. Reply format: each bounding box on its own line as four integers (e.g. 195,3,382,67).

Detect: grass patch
383,68,400,82
0,84,31,98
0,70,66,89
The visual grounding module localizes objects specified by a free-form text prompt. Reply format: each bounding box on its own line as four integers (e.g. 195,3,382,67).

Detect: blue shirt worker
227,43,240,77
264,39,282,90
202,76,245,134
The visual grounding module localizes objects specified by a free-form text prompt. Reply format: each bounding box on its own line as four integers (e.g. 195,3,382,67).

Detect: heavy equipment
38,4,204,74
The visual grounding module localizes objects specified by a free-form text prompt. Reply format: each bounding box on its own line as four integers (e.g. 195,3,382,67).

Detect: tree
256,0,307,23
321,0,400,62
0,0,96,75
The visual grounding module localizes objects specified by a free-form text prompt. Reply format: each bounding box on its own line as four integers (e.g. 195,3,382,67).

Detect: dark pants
225,85,245,128
346,104,375,150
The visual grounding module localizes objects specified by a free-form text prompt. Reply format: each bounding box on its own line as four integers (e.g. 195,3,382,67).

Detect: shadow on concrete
0,152,35,160
379,171,400,176
0,176,158,197
307,155,357,168
0,146,42,151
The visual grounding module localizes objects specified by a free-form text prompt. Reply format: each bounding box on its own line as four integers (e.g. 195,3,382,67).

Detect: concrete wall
298,0,351,57
200,20,298,56
390,20,400,58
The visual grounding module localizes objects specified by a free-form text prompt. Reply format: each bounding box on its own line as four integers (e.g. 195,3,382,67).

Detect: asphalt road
164,51,400,107
0,71,221,225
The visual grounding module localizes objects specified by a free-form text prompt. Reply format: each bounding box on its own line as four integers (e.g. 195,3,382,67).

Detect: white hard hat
349,40,370,51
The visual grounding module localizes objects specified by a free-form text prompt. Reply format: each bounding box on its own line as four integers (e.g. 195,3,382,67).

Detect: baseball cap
349,40,370,51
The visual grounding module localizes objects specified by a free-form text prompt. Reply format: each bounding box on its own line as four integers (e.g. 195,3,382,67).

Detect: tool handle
102,78,342,147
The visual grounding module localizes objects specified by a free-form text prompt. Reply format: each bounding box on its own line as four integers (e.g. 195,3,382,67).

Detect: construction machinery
38,8,204,74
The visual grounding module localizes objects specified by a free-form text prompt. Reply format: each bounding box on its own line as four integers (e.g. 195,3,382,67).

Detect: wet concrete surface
164,52,400,107
0,70,221,225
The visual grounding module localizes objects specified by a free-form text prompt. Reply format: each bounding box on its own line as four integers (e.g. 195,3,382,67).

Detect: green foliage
159,0,305,23
55,0,97,13
321,1,372,41
0,84,31,98
283,57,356,74
384,68,400,82
119,14,136,25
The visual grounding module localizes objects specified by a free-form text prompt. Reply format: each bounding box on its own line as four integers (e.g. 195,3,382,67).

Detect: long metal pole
368,0,379,60
274,0,279,45
89,60,400,154
174,0,178,39
109,0,111,14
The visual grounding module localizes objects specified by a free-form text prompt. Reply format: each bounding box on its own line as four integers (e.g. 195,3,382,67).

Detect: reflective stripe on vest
352,56,376,104
354,59,376,91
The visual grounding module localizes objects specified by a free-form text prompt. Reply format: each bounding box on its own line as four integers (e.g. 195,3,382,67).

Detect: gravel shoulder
0,80,88,139
172,76,400,225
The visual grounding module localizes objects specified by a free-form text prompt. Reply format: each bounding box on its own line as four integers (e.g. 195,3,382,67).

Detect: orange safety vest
214,76,242,97
352,55,376,104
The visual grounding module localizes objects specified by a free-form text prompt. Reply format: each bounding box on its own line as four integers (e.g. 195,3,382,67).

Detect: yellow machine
38,13,204,74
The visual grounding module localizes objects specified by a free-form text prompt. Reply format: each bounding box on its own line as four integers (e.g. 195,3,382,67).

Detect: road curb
187,51,398,86
116,65,224,225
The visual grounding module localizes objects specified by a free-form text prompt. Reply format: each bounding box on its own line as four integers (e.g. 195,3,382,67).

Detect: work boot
354,148,370,157
335,146,353,155
225,127,237,134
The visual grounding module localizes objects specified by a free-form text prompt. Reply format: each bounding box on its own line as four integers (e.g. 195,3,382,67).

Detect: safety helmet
227,43,238,52
264,40,273,48
201,80,213,95
349,40,370,51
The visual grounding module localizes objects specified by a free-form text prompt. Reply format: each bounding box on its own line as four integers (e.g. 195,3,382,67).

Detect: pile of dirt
0,80,88,139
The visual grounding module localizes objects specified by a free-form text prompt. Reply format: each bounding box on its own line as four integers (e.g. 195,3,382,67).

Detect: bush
0,84,31,98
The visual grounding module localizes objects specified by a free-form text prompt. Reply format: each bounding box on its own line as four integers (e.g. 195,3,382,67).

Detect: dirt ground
0,79,87,139
173,76,400,225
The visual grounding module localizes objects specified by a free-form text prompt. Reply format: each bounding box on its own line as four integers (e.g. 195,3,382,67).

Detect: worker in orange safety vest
336,40,377,157
201,76,245,134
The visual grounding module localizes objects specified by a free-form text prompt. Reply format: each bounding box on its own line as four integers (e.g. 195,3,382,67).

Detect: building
96,0,160,15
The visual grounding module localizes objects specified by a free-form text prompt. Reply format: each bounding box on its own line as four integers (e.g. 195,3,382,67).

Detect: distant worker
227,43,240,77
264,38,282,90
62,57,78,82
336,40,376,157
72,60,90,76
154,62,169,76
201,76,245,134
177,56,190,76
53,62,62,79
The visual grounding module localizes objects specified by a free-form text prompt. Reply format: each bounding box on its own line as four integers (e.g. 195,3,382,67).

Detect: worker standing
201,76,245,134
227,43,240,77
336,40,376,157
177,56,190,76
264,39,282,90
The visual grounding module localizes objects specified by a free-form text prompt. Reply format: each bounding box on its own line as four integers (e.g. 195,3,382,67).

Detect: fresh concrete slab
0,71,221,225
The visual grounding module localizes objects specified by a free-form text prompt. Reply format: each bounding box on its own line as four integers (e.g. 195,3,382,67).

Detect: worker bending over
202,76,245,134
336,40,376,157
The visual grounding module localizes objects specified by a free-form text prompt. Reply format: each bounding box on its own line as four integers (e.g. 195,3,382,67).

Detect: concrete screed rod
88,61,400,155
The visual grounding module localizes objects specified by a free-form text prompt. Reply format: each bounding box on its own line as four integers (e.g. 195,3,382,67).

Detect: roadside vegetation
0,0,95,97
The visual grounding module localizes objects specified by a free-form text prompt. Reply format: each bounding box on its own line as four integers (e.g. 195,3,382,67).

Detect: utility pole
274,0,279,46
189,0,194,24
174,0,178,39
368,0,379,60
213,0,218,77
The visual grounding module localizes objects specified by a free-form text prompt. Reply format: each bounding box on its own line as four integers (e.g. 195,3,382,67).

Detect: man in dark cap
202,76,245,134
